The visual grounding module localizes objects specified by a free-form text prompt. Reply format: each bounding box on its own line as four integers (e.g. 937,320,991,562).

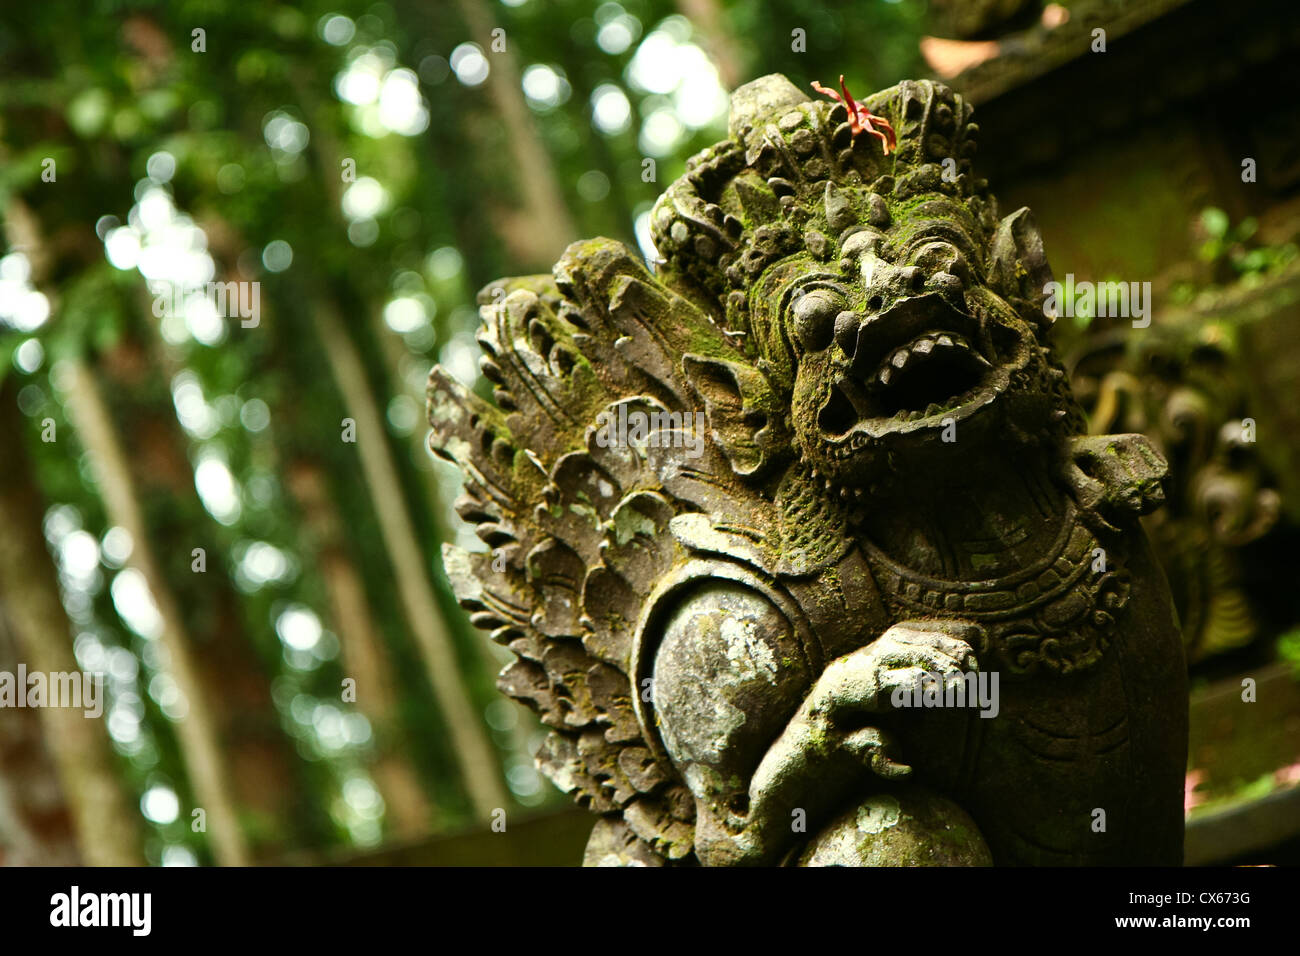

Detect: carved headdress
649,75,1053,386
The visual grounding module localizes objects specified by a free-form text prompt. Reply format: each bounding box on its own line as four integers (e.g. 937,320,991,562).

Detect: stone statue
428,74,1189,866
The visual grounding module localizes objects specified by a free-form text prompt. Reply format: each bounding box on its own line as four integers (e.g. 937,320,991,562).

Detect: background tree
0,0,930,864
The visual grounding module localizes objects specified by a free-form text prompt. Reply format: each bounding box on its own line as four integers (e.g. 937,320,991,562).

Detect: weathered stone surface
797,788,992,867
428,74,1188,865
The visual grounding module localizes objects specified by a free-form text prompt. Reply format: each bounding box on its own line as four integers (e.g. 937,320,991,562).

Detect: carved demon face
651,75,1067,491
754,196,1052,485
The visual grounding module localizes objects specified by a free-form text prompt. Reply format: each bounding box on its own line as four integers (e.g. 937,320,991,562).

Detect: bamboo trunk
0,605,81,865
675,0,745,90
315,299,509,818
285,458,433,837
0,604,82,866
453,0,578,267
109,309,313,856
365,315,539,767
4,198,248,864
0,381,140,865
60,357,251,866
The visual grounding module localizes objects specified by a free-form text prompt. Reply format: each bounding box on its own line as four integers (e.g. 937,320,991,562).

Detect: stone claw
1063,433,1170,528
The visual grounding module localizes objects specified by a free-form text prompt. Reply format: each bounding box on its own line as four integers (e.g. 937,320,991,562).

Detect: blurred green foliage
0,0,930,863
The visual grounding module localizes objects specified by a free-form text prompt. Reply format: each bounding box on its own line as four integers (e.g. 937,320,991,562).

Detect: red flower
812,75,896,156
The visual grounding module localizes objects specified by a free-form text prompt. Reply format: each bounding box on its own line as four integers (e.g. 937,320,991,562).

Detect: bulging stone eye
910,240,970,284
791,287,845,352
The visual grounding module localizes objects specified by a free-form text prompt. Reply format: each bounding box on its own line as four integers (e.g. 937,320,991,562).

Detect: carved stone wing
427,238,779,860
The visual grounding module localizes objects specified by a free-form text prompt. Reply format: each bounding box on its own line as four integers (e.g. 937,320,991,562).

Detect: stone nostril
900,266,924,291
834,310,859,357
927,272,963,296
866,294,884,313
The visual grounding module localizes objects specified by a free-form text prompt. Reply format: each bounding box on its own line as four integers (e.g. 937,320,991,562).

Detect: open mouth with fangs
816,292,1014,447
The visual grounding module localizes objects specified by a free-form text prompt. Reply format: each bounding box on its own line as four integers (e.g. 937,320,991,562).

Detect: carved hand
1062,433,1169,528
694,620,981,865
